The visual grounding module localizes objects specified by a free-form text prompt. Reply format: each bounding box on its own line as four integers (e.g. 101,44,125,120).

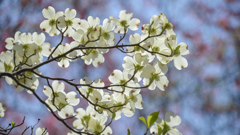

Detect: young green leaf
127,129,131,135
157,125,163,135
139,116,147,125
147,111,160,128
11,121,16,126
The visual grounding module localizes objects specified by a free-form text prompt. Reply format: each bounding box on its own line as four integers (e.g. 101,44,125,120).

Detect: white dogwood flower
61,8,81,37
141,61,169,91
43,81,80,113
40,6,64,36
166,35,190,70
52,43,71,68
150,111,182,135
110,10,140,34
35,127,49,135
4,31,21,50
122,53,149,82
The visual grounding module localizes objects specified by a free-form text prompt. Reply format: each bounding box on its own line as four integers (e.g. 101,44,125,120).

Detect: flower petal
65,8,76,20
33,32,45,45
173,55,188,70
108,70,123,84
42,6,55,19
52,80,65,92
129,18,140,31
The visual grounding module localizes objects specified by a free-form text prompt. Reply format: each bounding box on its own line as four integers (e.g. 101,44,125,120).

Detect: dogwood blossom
35,127,49,135
43,81,80,115
101,19,115,43
40,6,64,36
149,36,172,64
108,69,132,92
52,43,71,68
60,8,81,37
110,10,140,34
150,111,182,135
32,32,51,58
4,31,21,50
141,61,169,91
122,53,149,82
78,16,101,40
166,35,190,70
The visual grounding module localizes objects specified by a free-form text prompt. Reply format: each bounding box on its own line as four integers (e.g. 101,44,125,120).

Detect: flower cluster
0,6,190,135
2,32,51,92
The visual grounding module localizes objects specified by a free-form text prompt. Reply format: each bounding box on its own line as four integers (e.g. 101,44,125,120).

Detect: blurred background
0,0,240,135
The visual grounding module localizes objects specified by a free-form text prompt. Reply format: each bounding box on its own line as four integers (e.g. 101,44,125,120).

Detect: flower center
120,20,127,27
150,27,156,35
135,46,141,51
65,20,73,26
4,63,13,72
151,73,159,81
102,32,110,40
120,79,126,85
49,19,56,26
152,46,159,53
173,45,181,56
135,64,143,71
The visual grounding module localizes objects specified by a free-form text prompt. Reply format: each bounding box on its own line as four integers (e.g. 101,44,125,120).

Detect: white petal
167,129,182,135
32,32,45,45
135,94,143,109
173,55,188,70
90,90,102,103
5,38,14,50
122,56,134,70
108,70,123,84
65,8,76,20
40,20,51,32
165,111,181,127
101,126,112,135
148,80,156,90
150,125,158,135
157,75,168,91
72,18,81,29
88,16,100,28
72,29,84,42
41,43,51,57
42,6,55,19
49,27,60,36
179,42,190,55
103,19,114,31
0,62,4,72
52,80,65,92
43,86,52,98
122,104,134,117
129,33,141,44
129,18,140,31
58,58,70,68
58,105,74,119
114,26,125,34
134,53,148,65
73,119,84,129
36,127,49,135
119,10,132,20
141,64,155,78
57,16,66,29
54,11,64,19
92,54,104,67
67,92,80,106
